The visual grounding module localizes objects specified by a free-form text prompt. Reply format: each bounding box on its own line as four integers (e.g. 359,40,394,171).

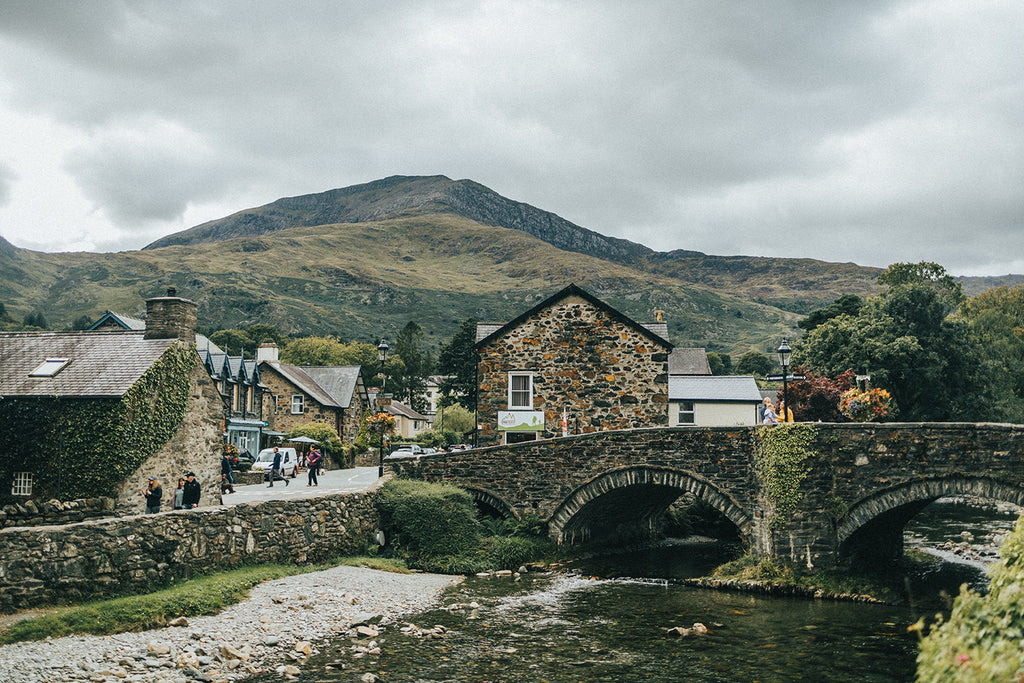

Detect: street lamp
377,339,389,477
777,338,792,422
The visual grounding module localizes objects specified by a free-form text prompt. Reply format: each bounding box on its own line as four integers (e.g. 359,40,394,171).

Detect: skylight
29,358,71,377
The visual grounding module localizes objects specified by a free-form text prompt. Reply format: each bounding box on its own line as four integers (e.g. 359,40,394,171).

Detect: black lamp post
777,338,792,422
377,338,389,477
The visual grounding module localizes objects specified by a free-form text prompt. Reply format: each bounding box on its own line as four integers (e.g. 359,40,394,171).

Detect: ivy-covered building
0,290,223,511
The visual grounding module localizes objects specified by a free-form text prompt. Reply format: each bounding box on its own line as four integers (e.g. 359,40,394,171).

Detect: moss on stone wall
0,344,194,502
755,424,819,528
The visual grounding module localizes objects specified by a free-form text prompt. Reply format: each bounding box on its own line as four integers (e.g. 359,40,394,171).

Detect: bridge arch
548,465,752,545
837,476,1024,545
464,487,519,520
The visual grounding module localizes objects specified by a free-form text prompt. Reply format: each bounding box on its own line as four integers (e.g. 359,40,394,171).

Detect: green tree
393,321,431,411
210,329,254,356
736,350,773,377
877,260,964,307
70,314,93,331
433,403,475,436
285,421,346,468
706,352,733,375
958,285,1024,421
798,294,864,332
794,262,996,421
280,336,348,365
22,311,48,329
0,303,9,322
436,318,478,411
245,323,288,349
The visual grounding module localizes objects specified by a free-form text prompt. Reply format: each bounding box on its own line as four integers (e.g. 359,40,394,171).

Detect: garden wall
0,488,382,613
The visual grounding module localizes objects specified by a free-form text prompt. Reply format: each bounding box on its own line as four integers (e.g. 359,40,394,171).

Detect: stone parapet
0,497,116,530
0,489,382,613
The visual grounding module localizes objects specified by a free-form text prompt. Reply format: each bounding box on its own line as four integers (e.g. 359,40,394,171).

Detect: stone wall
0,487,383,613
113,360,225,514
477,294,670,447
0,497,115,530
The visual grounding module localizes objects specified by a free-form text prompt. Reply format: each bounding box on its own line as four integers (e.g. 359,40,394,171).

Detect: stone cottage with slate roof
476,284,672,447
197,336,267,458
257,343,369,445
0,290,223,511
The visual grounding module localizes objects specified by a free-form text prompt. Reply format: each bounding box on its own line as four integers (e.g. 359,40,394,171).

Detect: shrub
916,515,1024,681
839,387,893,422
375,480,482,570
486,536,538,570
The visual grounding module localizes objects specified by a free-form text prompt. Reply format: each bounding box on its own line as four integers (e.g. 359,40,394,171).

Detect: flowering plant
222,443,239,457
839,388,893,422
365,412,396,435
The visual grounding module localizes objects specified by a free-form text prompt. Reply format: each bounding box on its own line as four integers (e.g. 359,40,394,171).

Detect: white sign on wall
497,410,545,431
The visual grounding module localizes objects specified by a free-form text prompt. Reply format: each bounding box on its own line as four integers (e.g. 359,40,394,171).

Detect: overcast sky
0,1,1021,276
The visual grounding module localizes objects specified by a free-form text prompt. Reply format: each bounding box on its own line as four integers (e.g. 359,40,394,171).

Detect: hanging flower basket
366,412,396,435
839,388,893,422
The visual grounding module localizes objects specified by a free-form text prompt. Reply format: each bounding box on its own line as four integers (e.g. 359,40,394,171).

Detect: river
258,499,1019,682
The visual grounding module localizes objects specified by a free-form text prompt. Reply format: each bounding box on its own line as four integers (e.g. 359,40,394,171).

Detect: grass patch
334,556,410,573
0,562,328,644
711,552,906,603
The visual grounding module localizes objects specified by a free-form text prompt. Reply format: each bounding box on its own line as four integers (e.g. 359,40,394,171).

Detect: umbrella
287,436,320,444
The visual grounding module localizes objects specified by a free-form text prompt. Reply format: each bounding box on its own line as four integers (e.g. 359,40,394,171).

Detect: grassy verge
0,557,409,645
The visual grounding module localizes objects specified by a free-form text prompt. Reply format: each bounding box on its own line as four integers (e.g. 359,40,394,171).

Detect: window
677,401,695,425
508,372,533,409
237,433,249,454
11,472,32,496
505,431,537,445
29,358,70,377
291,394,304,414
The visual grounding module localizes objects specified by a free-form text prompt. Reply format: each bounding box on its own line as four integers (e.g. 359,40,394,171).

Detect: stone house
0,290,223,512
476,284,672,446
257,344,369,445
197,336,267,458
385,398,431,440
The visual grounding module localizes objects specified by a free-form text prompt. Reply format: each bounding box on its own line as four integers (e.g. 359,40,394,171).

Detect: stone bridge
388,423,1024,569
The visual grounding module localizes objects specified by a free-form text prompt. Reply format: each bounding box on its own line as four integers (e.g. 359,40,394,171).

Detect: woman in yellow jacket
777,400,794,422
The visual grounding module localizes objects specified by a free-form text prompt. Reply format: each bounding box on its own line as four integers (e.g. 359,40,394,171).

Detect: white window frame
11,472,32,496
29,358,70,377
677,401,695,425
508,372,534,409
291,394,304,414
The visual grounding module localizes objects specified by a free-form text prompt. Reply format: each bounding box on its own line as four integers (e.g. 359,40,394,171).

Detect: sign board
765,375,806,382
497,411,545,432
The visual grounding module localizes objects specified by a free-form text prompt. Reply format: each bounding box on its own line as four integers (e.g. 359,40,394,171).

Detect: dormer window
29,358,70,377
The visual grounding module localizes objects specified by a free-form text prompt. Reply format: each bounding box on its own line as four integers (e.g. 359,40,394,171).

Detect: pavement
224,466,382,505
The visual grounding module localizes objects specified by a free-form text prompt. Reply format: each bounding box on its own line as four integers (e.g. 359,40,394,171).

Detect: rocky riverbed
0,565,460,682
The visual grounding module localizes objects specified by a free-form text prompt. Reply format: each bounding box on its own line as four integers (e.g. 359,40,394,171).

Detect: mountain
3,175,1012,354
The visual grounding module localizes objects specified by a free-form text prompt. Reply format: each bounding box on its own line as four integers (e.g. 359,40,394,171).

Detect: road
226,466,382,505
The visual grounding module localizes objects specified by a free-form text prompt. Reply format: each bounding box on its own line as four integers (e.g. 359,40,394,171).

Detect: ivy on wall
755,424,819,528
0,344,194,503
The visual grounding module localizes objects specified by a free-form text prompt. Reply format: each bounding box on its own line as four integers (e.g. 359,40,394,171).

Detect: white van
252,447,298,477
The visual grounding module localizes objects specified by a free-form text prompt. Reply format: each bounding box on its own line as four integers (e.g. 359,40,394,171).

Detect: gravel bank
0,565,461,682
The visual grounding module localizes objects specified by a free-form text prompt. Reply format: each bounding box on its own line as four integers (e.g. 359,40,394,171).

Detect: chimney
257,342,279,362
656,310,664,322
144,288,198,343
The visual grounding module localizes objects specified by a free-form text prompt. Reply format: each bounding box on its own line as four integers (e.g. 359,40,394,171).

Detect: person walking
182,471,201,508
172,477,186,510
267,447,289,487
306,448,322,486
221,450,235,488
143,477,162,514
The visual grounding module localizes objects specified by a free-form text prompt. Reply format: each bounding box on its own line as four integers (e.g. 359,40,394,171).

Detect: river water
264,499,1020,682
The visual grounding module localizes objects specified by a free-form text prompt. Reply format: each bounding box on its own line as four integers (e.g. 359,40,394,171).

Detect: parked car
392,443,423,454
251,447,298,477
385,449,421,461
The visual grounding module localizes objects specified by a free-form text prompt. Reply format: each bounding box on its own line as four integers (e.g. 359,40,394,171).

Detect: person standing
268,447,289,487
761,397,778,424
777,400,794,423
172,477,186,510
182,471,201,508
306,448,322,487
143,477,162,514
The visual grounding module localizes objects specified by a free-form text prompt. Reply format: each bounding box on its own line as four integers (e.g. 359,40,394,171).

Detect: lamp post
777,338,792,422
377,338,389,477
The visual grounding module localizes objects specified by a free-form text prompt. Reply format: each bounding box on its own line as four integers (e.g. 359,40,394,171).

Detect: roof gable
260,361,363,408
475,283,673,350
86,311,146,331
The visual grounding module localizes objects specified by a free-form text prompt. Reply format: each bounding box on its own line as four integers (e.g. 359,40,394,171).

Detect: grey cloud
0,162,16,205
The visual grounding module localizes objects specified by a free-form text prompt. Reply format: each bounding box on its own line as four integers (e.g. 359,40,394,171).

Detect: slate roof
261,362,363,409
86,311,146,331
475,284,673,349
386,399,429,421
669,375,763,403
0,330,176,397
669,348,712,375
